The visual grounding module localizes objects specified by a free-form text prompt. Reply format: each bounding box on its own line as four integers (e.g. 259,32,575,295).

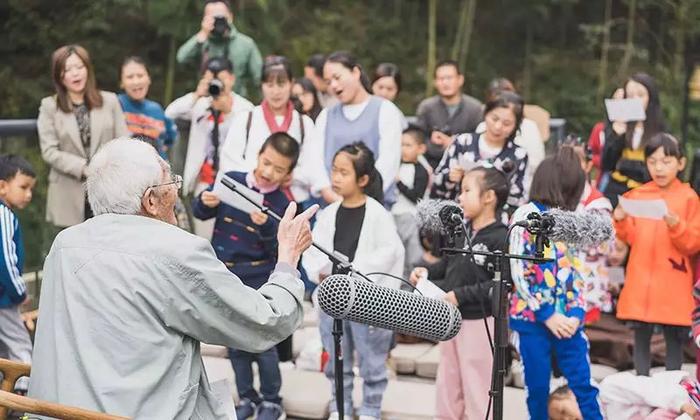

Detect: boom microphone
513,208,614,249
317,274,462,342
416,199,462,233
544,208,615,249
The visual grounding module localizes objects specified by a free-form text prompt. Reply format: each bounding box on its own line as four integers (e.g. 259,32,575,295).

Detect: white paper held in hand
604,98,646,122
414,274,446,300
213,173,264,214
618,195,668,220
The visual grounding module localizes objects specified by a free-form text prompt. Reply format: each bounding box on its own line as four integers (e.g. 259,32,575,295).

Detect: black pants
632,321,687,376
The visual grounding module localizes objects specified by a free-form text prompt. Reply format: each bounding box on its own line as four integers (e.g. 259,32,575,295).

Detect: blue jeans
319,311,393,418
228,346,282,405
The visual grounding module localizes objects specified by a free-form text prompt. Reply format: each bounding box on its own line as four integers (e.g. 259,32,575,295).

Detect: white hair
86,137,168,216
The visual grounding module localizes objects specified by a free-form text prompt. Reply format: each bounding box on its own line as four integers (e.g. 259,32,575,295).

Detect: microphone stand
220,176,357,420
441,220,553,420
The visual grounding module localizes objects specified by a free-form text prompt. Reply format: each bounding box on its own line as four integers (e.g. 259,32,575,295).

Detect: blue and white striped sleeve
0,207,25,303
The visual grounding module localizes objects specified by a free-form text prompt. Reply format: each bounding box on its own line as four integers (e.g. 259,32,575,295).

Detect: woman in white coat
303,143,404,420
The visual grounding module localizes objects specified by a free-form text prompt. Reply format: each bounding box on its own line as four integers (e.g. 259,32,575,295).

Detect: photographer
176,0,262,97
165,57,254,239
415,60,483,169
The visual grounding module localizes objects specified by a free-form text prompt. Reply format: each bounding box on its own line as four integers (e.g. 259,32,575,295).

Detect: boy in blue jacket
193,132,299,420
0,155,36,393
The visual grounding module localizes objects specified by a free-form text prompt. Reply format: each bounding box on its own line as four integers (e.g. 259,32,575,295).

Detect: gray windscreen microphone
317,274,462,342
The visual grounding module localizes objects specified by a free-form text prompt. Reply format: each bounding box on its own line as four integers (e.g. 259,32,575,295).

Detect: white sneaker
327,412,339,420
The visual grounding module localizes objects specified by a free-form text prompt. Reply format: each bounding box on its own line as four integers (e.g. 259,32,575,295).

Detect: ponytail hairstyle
334,142,384,203
325,51,372,94
467,166,510,218
529,146,585,211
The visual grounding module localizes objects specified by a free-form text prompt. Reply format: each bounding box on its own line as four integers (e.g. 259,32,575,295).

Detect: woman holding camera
118,56,177,159
165,56,254,239
38,44,128,228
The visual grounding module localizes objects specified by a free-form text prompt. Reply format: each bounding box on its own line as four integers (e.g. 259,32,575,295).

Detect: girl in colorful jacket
509,146,603,420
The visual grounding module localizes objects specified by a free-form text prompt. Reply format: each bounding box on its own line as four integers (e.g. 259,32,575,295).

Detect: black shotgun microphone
317,274,462,342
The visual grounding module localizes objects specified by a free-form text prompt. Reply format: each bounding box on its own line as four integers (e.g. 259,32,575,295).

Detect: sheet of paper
618,196,668,220
415,278,446,300
212,174,264,214
456,154,479,172
604,98,646,122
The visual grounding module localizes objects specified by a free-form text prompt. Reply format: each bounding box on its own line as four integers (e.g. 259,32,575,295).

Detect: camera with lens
208,79,224,98
212,15,229,37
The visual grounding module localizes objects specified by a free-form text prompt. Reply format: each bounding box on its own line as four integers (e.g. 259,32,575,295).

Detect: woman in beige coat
38,44,128,227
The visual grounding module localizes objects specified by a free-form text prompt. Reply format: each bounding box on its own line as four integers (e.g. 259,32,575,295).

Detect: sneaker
235,398,257,420
358,416,379,420
256,401,286,420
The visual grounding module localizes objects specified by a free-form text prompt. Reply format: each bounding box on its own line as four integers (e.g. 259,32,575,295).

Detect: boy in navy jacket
193,132,299,420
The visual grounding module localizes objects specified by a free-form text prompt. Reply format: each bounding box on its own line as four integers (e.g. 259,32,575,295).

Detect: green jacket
177,23,262,97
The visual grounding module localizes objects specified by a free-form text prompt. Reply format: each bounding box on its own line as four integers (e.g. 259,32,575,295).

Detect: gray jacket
415,94,483,168
28,214,304,419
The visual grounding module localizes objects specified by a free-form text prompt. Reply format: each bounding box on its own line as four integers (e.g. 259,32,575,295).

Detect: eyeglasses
148,174,182,191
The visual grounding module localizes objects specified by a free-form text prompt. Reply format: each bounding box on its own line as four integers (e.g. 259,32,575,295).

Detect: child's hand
544,313,576,339
444,291,458,306
613,205,627,221
611,121,627,136
409,267,427,286
681,402,698,417
663,212,680,228
250,211,269,226
448,167,465,184
565,316,580,332
200,191,221,208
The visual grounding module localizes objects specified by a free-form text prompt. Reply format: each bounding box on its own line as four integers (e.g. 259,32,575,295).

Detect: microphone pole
220,176,356,420
441,220,553,420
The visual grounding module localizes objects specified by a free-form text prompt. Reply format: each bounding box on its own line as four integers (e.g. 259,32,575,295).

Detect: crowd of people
0,0,699,419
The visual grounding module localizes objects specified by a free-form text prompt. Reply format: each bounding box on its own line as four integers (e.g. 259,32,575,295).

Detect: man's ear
141,188,158,217
0,180,8,196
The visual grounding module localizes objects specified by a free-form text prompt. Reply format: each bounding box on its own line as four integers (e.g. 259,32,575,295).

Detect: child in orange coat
614,133,700,376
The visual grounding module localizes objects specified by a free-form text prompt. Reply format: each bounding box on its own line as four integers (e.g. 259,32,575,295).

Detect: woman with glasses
220,55,335,204
38,44,128,228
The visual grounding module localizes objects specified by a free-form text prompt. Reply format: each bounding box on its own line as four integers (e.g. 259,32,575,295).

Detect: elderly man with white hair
27,137,318,419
